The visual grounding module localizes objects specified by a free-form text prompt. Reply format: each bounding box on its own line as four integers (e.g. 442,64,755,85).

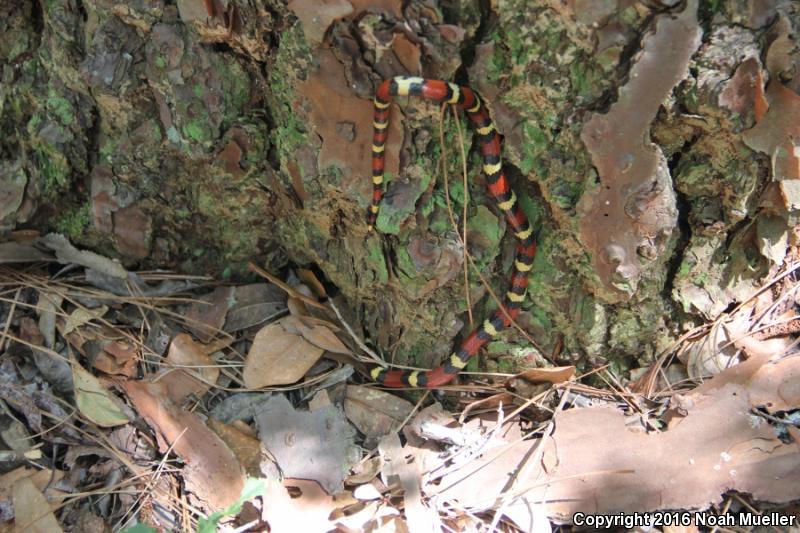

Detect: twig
0,287,21,353
439,103,474,327
326,297,384,366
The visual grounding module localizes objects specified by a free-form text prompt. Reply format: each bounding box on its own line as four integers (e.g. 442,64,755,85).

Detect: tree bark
2,0,797,374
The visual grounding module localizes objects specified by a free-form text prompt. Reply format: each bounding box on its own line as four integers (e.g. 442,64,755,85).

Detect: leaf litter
1,232,800,531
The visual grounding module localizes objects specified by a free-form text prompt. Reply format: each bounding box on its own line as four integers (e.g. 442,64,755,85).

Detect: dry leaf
281,315,351,355
207,418,263,477
346,457,383,485
0,467,65,522
432,420,553,530
243,322,324,388
120,380,246,509
255,395,359,493
248,262,328,310
155,333,220,404
380,433,441,533
344,385,415,441
513,365,575,384
690,351,800,412
40,233,128,278
460,393,516,422
296,268,328,298
63,305,108,335
224,283,286,332
286,296,310,317
353,483,383,501
432,347,800,523
19,316,74,392
72,363,130,427
11,477,63,533
92,339,138,378
435,355,800,520
530,386,800,518
733,335,793,359
36,289,64,348
184,286,235,342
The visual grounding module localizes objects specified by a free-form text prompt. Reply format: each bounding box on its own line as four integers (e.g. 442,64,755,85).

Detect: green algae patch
45,91,76,126
54,202,92,241
364,239,389,285
467,206,502,268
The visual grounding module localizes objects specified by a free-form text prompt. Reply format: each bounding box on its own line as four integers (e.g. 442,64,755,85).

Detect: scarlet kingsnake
367,77,537,388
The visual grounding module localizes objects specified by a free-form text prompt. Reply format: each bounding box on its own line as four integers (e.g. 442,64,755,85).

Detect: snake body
368,77,536,388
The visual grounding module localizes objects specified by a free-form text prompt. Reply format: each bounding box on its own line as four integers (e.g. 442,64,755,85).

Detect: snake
368,77,536,388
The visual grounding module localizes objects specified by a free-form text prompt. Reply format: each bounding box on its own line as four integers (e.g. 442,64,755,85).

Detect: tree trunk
2,0,797,374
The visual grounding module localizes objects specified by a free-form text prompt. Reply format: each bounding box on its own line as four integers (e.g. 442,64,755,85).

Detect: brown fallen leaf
11,477,63,533
533,385,799,518
732,334,794,359
435,354,800,522
224,283,286,332
207,418,263,478
513,365,575,384
120,380,246,510
346,456,383,485
690,350,800,412
248,262,328,310
0,467,65,518
184,285,235,342
36,289,64,349
94,339,139,377
431,417,576,530
243,321,324,388
281,314,351,355
344,385,415,441
60,323,138,378
154,333,220,404
459,392,516,422
405,402,456,445
286,295,311,317
296,268,328,298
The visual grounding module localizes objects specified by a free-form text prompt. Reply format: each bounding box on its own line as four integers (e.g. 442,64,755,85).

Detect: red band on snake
368,77,536,388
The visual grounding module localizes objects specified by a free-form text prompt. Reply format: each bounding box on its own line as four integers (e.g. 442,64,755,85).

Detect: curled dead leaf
155,333,221,404
281,314,351,355
513,365,575,385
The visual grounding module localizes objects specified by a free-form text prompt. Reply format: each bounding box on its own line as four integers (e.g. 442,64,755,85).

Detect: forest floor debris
0,234,799,531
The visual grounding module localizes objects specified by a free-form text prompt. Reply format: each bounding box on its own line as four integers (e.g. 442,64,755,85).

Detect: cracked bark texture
2,0,798,375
